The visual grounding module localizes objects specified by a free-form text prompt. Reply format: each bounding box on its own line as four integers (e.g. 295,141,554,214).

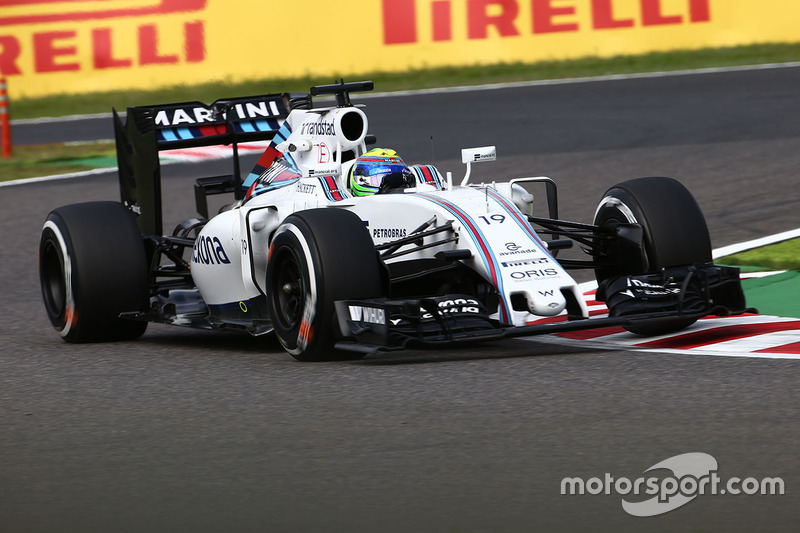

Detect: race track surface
2,67,799,532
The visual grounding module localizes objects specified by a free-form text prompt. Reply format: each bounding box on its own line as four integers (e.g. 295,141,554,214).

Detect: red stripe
255,146,280,169
699,312,761,320
358,157,401,163
459,214,498,299
636,321,800,349
420,166,435,184
526,308,607,325
420,194,508,323
486,188,550,250
198,125,225,137
755,342,800,355
557,326,627,340
323,176,344,201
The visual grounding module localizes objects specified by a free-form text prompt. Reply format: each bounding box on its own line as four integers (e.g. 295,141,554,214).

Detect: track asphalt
2,66,800,532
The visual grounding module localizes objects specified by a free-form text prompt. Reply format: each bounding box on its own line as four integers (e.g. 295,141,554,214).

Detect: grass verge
9,42,800,120
0,142,116,182
6,42,800,183
717,239,800,272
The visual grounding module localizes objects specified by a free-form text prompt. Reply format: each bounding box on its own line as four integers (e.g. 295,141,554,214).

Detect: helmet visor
354,162,409,188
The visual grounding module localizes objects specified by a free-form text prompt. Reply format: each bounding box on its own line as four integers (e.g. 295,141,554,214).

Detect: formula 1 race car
39,81,749,361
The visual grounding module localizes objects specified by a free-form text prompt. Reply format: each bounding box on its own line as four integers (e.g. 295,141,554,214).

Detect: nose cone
528,290,567,317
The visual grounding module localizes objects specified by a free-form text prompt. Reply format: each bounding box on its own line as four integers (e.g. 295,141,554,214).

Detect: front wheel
593,177,712,335
266,209,385,361
39,202,149,342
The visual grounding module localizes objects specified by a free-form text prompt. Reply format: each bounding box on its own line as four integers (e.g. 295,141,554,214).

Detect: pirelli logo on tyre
0,0,206,26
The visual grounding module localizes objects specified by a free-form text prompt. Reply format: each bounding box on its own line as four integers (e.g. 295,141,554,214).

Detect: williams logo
349,306,386,325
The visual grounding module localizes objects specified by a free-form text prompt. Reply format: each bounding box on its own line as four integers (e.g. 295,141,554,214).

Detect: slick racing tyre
39,202,149,342
266,208,385,362
593,177,712,335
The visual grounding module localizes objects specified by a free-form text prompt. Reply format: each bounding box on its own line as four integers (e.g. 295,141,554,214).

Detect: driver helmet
348,148,412,197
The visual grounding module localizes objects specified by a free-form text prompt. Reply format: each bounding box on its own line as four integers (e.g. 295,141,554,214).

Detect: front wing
334,265,751,355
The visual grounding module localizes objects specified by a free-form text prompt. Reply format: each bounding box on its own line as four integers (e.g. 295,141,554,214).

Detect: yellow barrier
2,0,800,98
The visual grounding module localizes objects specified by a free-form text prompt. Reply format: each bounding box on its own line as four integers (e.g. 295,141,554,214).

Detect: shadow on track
357,338,606,366
135,325,606,365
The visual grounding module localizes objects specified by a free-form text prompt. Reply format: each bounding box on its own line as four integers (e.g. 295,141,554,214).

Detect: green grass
0,142,116,182
717,239,800,271
10,42,800,120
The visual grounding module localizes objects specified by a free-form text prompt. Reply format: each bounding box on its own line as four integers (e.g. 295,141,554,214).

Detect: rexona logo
0,0,208,76
381,0,711,44
192,235,231,265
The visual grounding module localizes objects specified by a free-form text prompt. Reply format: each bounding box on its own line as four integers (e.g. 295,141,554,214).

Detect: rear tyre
39,202,149,342
266,209,385,361
593,177,712,335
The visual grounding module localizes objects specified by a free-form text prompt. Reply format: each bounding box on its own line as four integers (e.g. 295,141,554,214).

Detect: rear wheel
39,202,149,342
266,209,385,361
593,177,712,335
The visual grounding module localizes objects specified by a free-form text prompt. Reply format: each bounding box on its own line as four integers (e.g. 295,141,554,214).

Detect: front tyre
593,177,712,335
39,202,149,342
266,209,385,361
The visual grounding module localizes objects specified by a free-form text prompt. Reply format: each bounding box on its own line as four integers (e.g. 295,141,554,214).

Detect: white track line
529,276,800,359
13,61,800,125
14,112,112,125
359,61,800,99
0,167,117,187
713,229,800,258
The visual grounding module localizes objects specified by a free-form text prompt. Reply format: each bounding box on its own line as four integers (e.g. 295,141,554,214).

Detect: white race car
39,81,749,361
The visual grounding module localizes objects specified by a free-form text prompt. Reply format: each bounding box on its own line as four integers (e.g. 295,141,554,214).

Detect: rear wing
114,93,305,235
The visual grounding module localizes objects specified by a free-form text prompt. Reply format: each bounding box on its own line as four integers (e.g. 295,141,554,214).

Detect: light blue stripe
177,127,195,140
418,194,511,323
318,177,335,201
273,122,292,143
160,129,179,142
243,172,261,187
485,189,555,261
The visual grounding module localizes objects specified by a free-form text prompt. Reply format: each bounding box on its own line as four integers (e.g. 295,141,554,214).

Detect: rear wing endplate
113,93,298,235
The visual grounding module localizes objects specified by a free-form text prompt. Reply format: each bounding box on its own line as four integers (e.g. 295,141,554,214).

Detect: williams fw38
39,81,749,361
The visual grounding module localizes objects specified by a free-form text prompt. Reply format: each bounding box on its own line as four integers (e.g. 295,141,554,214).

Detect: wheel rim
41,239,66,318
272,246,306,330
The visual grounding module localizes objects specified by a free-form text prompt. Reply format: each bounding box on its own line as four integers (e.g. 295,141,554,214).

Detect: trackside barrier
1,77,10,158
3,1,800,99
